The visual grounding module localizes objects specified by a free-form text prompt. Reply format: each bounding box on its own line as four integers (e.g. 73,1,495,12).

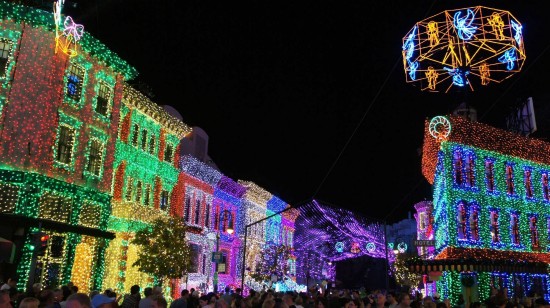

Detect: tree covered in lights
250,243,294,283
393,253,422,289
131,216,191,282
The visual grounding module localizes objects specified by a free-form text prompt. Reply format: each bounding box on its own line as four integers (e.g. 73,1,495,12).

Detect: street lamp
214,209,234,294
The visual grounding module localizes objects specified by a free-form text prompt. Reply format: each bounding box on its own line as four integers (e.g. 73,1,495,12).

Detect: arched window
506,164,515,195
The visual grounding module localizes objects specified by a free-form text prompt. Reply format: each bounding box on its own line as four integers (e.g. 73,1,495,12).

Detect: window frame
55,124,76,166
65,63,86,103
131,124,140,147
85,138,105,177
0,38,14,79
94,80,113,117
164,143,174,163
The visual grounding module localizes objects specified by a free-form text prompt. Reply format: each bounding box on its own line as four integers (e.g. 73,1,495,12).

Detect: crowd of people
1,277,549,308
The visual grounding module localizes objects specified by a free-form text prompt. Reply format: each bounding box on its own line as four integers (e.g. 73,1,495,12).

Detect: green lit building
101,84,192,294
0,0,136,292
409,115,550,305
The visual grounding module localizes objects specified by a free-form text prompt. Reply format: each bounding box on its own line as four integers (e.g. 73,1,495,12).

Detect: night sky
67,0,549,223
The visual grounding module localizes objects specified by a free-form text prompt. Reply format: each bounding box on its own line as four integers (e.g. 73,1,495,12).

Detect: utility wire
479,42,550,121
312,58,401,198
312,1,439,219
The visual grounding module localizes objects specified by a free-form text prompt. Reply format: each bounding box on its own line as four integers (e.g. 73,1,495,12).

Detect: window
525,169,533,198
202,254,206,274
144,184,151,206
79,203,100,228
160,190,169,210
490,211,500,243
184,196,191,223
56,125,75,164
66,64,85,101
485,160,495,192
131,125,139,147
419,212,426,230
457,202,467,240
214,208,219,230
465,154,475,187
86,139,104,176
39,193,72,223
195,199,201,224
542,173,549,201
218,251,228,274
95,81,112,116
149,135,155,154
0,183,19,213
469,208,479,241
135,181,142,203
189,244,201,273
511,213,520,245
125,178,133,201
141,130,148,150
0,39,12,77
506,164,515,195
453,151,463,186
530,216,539,248
205,203,210,228
164,144,173,162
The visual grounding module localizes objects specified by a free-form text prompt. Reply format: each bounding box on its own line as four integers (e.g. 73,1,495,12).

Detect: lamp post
214,209,234,295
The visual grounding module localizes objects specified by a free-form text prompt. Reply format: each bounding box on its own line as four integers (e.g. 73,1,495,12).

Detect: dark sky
67,0,549,223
